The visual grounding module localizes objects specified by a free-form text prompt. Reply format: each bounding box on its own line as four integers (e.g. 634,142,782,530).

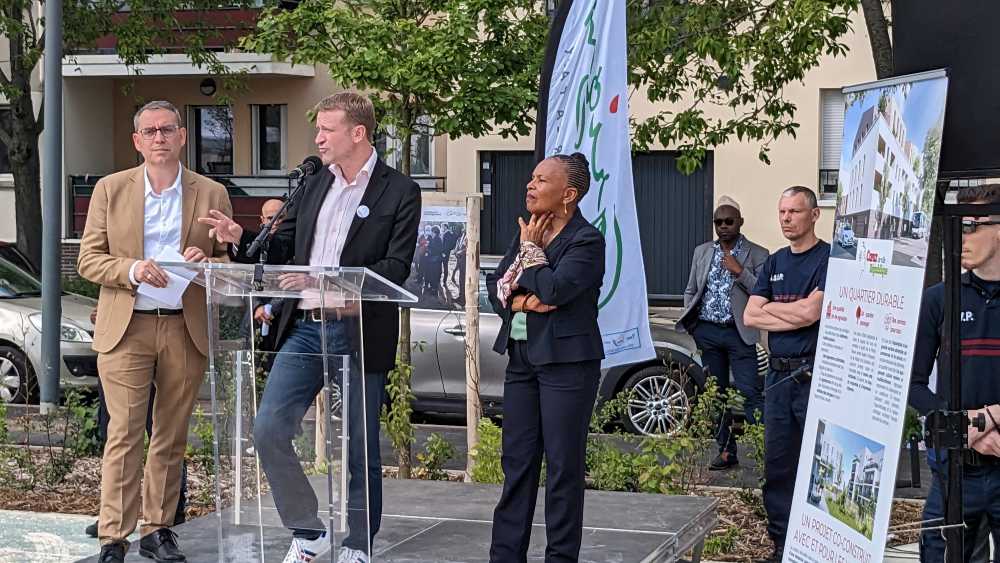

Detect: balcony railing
71,7,263,56
70,173,445,238
70,174,294,238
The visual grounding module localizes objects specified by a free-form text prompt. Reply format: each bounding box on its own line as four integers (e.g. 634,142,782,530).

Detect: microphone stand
250,174,308,290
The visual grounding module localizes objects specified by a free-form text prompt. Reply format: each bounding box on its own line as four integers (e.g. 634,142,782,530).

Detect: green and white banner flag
545,0,654,367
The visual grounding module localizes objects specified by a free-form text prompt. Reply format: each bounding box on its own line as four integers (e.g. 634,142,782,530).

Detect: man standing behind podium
78,100,233,563
199,92,421,563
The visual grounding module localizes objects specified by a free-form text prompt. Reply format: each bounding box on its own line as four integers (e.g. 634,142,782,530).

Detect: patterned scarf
496,241,549,308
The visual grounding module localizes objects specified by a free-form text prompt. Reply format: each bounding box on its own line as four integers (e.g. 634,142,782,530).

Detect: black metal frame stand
926,182,1000,563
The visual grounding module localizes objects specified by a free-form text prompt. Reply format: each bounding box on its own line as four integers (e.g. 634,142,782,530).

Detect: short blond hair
313,92,376,142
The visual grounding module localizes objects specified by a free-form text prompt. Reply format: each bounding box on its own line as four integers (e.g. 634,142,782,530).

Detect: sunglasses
714,218,737,227
962,219,1000,234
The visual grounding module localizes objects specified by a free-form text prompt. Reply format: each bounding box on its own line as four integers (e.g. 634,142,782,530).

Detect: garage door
479,151,713,300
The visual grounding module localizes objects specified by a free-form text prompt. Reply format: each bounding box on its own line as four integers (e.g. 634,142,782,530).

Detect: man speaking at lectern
200,92,421,563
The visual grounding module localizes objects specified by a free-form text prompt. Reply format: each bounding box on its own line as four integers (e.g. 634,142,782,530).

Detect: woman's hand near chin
518,213,553,246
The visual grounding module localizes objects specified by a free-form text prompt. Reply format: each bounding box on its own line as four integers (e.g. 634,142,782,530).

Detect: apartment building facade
0,6,877,299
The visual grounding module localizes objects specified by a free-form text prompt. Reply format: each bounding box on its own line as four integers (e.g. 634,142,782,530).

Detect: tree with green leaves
0,0,254,269
626,0,860,173
244,0,548,178
244,0,549,478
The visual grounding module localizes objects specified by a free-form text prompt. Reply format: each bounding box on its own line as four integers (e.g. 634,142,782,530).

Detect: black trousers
489,340,600,563
762,367,810,548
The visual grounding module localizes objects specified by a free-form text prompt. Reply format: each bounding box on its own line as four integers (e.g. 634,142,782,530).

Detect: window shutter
820,89,845,170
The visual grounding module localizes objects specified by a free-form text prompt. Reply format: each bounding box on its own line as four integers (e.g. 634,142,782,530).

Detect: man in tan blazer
78,100,232,563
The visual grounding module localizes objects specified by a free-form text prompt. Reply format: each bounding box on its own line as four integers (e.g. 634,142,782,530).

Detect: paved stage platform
76,478,717,562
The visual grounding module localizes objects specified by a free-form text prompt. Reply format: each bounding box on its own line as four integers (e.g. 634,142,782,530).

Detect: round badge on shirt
357,205,370,219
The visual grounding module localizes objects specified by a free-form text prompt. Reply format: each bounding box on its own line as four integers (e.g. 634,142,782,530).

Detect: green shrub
381,357,416,477
186,406,215,469
64,389,101,457
416,432,456,480
469,418,504,484
586,437,638,491
62,276,100,299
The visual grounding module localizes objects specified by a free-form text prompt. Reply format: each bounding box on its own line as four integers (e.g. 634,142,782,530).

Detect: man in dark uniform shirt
909,184,1000,562
745,186,830,562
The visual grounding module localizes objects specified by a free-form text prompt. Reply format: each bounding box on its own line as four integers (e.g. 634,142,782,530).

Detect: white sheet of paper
136,247,198,308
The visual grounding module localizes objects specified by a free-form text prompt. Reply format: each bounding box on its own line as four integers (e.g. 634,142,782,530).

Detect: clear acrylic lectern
163,262,416,562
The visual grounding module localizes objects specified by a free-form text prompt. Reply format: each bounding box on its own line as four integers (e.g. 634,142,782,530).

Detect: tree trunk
464,195,482,479
6,29,44,271
396,107,414,479
10,136,42,271
860,0,893,80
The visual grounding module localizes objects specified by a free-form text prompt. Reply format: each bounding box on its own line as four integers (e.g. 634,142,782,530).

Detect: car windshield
0,257,42,298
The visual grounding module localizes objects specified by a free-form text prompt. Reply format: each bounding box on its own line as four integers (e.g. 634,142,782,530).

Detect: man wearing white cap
678,196,769,470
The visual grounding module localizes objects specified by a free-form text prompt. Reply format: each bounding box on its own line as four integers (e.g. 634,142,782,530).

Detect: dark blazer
486,209,606,366
233,157,421,373
677,236,769,346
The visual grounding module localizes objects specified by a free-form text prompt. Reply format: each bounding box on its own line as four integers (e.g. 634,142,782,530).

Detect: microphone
287,156,324,179
248,156,323,260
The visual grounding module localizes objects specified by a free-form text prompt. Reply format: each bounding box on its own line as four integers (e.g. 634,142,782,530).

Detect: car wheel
0,345,37,404
620,363,697,437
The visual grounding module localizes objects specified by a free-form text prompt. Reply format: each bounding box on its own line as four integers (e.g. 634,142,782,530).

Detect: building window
819,89,844,198
252,104,287,175
188,105,234,176
375,116,433,176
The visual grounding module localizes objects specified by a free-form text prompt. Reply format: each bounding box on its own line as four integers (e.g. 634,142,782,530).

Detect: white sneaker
337,546,370,563
282,532,332,563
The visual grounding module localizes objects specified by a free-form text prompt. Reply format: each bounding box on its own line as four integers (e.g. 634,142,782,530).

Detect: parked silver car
407,257,706,436
0,256,100,403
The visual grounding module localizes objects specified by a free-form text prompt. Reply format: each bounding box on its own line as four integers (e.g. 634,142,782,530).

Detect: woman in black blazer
487,153,606,563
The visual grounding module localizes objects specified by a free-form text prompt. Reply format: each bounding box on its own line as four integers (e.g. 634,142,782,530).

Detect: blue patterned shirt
698,237,744,324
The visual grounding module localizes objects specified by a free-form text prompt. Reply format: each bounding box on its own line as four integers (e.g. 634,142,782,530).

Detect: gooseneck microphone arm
249,156,322,288
247,156,323,259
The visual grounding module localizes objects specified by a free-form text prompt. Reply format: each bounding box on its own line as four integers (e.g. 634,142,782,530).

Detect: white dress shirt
300,148,377,310
128,163,184,310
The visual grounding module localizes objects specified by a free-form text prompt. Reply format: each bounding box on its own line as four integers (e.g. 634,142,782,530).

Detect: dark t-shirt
751,240,830,359
908,272,1000,415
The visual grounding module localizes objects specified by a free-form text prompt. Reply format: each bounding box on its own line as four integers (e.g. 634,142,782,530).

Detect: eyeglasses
714,218,736,227
138,125,180,140
962,219,1000,234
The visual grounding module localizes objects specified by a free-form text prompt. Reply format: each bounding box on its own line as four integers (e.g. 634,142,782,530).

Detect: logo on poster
884,313,907,335
826,301,848,322
856,240,888,277
856,305,875,327
864,249,888,277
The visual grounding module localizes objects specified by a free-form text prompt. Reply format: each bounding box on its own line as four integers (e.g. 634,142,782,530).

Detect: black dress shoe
709,451,739,471
85,520,99,538
139,528,186,562
99,541,128,563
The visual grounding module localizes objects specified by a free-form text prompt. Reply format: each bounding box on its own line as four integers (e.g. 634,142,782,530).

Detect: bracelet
986,406,1000,434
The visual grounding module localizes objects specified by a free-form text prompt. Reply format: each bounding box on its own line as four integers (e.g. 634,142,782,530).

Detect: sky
819,419,885,476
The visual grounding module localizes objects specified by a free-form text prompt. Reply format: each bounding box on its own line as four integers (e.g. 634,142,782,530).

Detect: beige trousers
97,314,206,542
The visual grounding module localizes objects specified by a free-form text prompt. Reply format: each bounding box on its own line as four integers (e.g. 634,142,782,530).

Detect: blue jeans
762,366,811,548
691,321,764,456
253,319,385,551
921,449,995,562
